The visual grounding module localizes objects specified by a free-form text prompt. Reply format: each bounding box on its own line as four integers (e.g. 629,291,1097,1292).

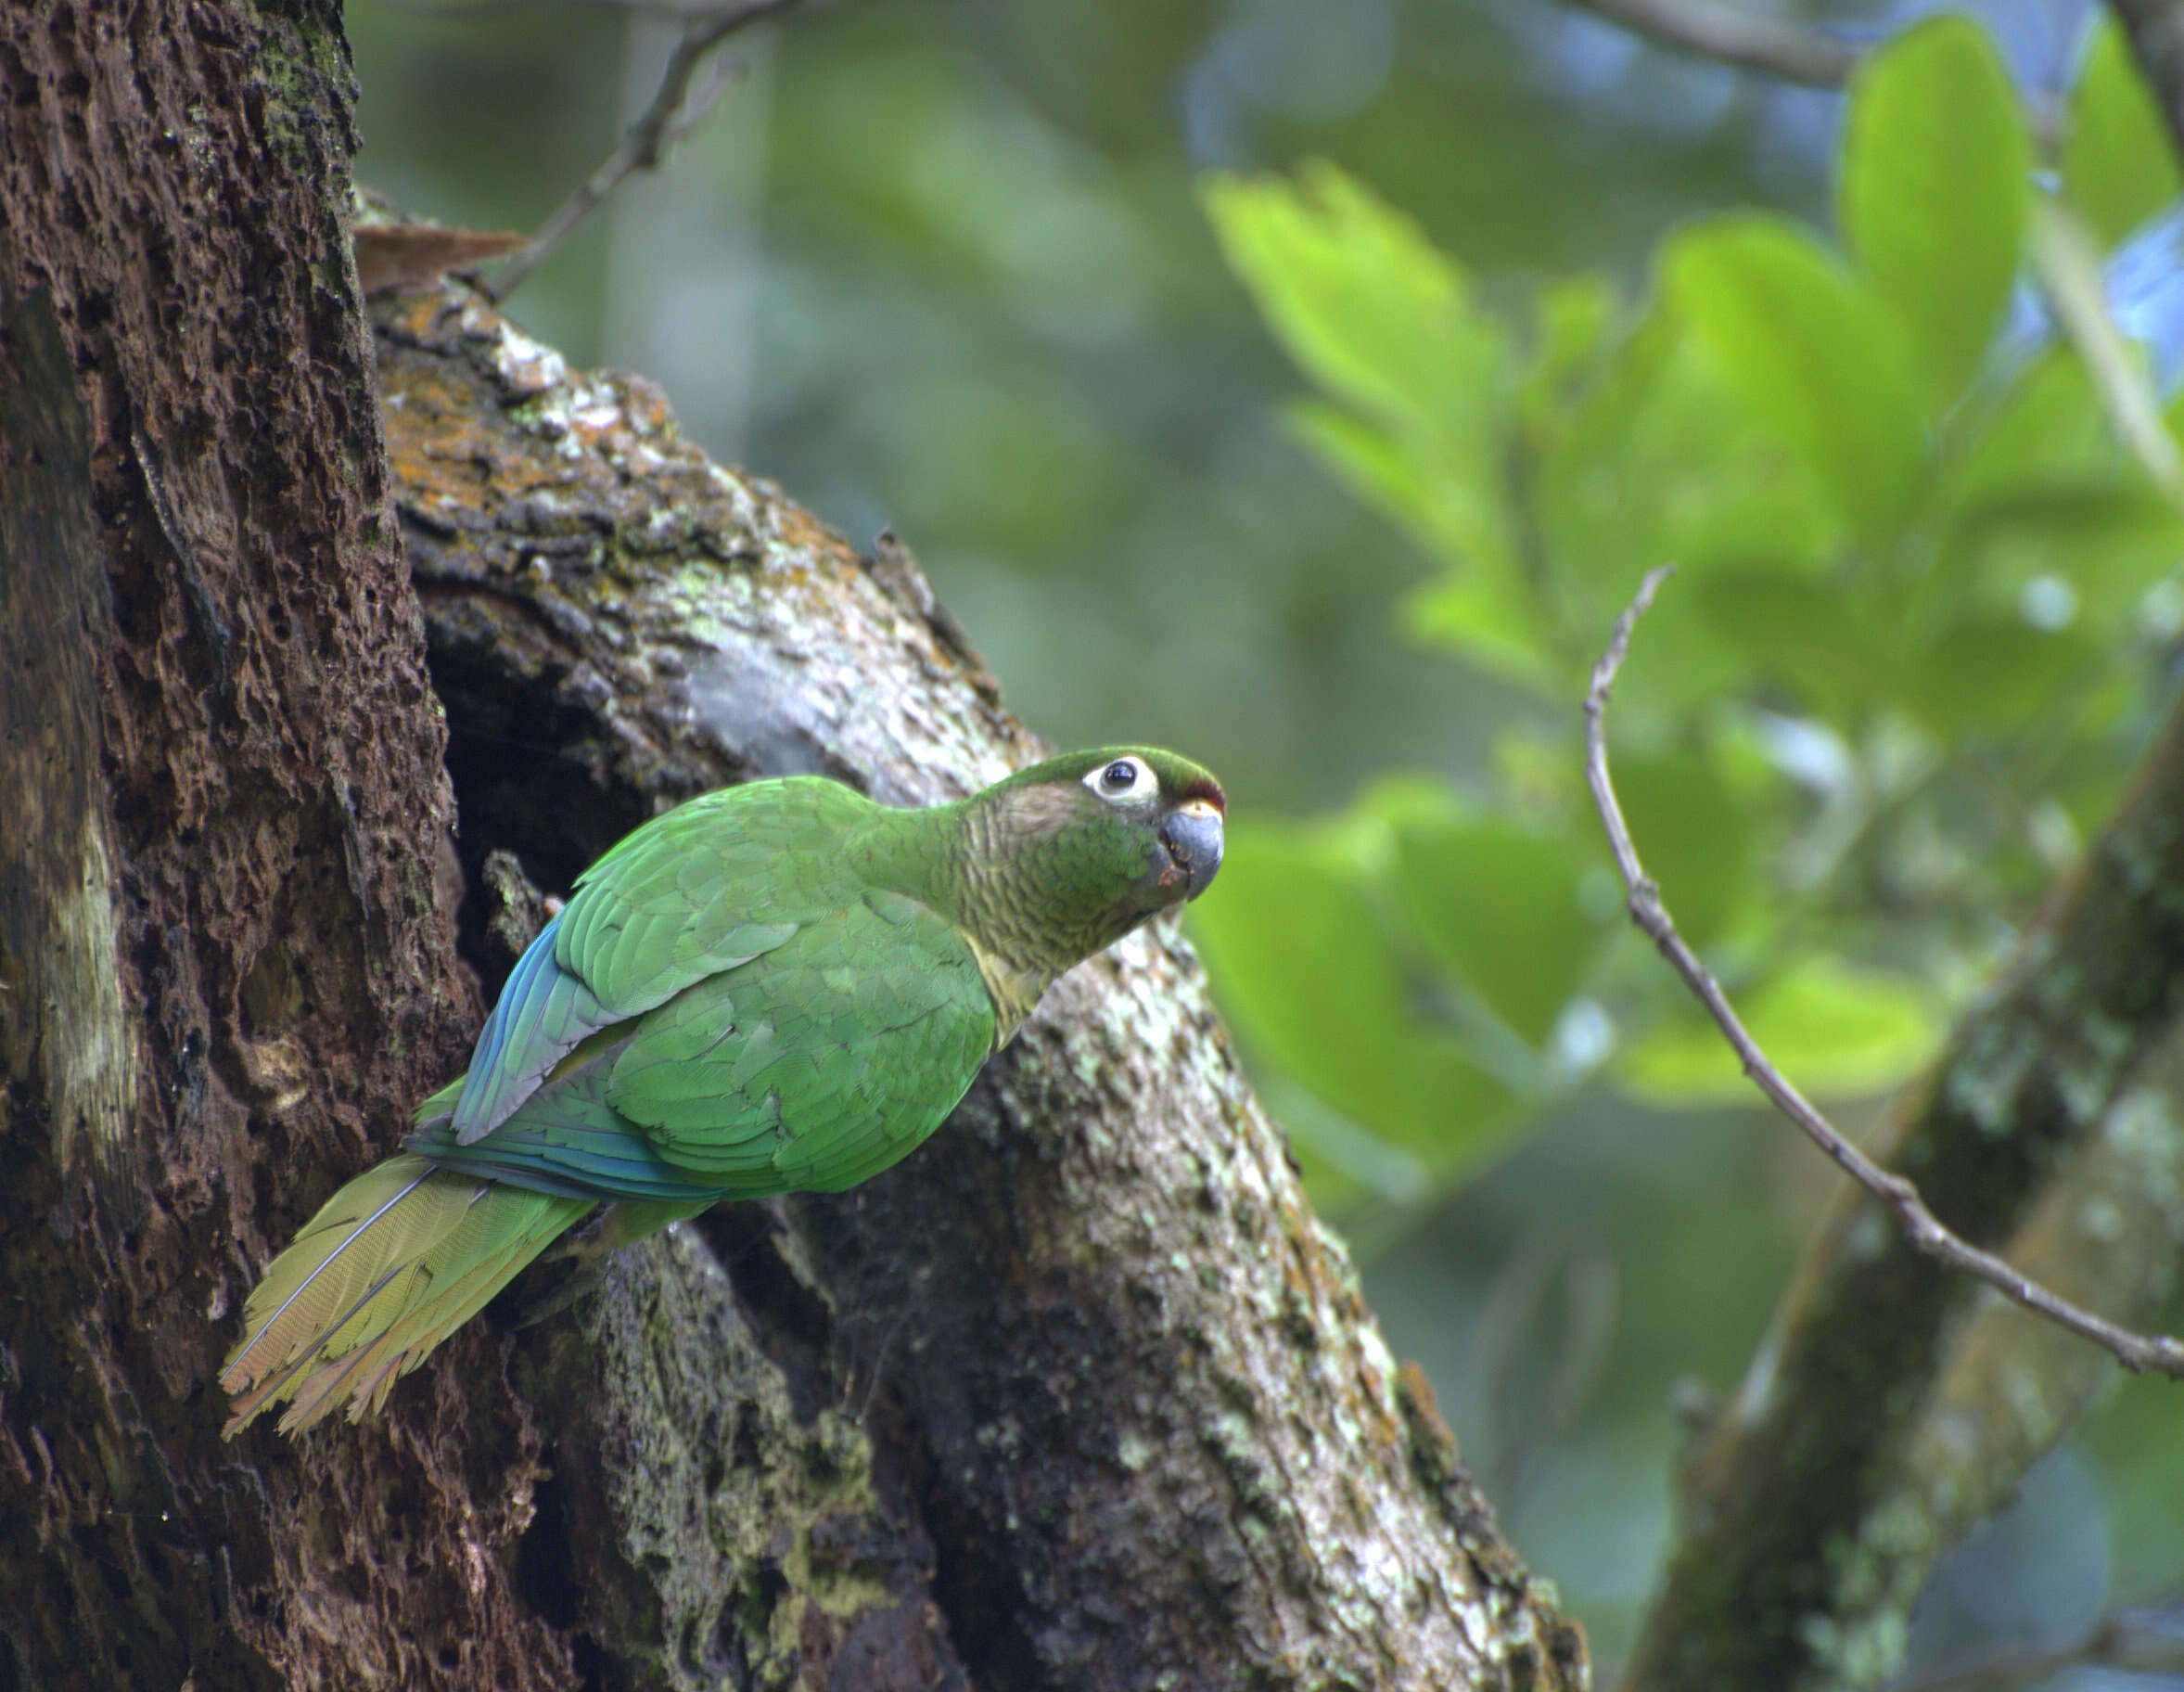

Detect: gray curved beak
1158,801,1224,900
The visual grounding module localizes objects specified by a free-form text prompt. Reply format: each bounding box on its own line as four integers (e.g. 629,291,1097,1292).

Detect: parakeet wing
412,887,996,1201
406,1066,721,1202
445,779,880,1143
609,886,997,1193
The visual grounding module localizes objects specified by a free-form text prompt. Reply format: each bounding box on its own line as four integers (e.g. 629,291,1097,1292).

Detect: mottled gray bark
0,2,1582,1686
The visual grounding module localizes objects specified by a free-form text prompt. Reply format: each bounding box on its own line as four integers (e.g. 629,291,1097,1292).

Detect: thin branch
487,0,798,301
1585,566,2184,1378
1554,0,1864,87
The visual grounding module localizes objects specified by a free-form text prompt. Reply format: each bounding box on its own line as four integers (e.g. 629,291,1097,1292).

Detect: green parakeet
222,747,1224,1435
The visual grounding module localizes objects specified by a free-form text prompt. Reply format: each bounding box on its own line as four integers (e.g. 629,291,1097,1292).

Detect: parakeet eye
1086,756,1151,802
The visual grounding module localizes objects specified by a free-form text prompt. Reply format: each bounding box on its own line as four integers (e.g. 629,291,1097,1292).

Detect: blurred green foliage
1192,16,2184,1211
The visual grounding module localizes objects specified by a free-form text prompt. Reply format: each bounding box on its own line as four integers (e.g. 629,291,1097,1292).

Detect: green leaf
1204,164,1519,584
1930,347,2184,629
1692,570,1893,719
1284,401,1562,692
1924,345,2184,670
1663,215,1929,543
1203,164,1507,452
1840,16,2030,400
1398,568,1569,696
1542,308,1843,582
1531,307,1841,712
1281,400,1445,550
2064,19,2184,249
1188,820,1513,1172
1611,750,1753,949
1393,814,1606,1044
1902,610,2090,737
1938,486,2184,626
1942,347,2120,512
1621,956,1943,1104
1521,273,1622,428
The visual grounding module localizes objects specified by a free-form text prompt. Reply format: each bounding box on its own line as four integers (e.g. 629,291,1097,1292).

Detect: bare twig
1585,566,2184,1378
487,0,798,301
1554,0,1864,86
1552,0,2069,145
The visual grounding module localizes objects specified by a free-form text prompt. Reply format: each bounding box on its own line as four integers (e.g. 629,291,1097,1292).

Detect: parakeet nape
222,748,1223,1435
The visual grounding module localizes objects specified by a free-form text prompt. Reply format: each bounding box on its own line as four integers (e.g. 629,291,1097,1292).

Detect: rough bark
0,4,559,1687
0,4,1583,1688
1623,707,2184,1692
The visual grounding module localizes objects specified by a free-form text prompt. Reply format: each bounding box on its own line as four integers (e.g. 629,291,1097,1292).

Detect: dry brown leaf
354,221,526,297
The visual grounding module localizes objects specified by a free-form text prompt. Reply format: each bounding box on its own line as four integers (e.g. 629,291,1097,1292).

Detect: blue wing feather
411,1065,728,1203
450,915,619,1144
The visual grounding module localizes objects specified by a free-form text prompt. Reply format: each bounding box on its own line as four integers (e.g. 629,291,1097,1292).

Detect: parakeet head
965,745,1226,964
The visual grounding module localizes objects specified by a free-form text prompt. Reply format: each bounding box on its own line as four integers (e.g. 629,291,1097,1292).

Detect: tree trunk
0,6,1582,1688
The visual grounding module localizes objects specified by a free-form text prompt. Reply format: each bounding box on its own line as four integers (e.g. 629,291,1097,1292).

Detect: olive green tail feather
221,1154,594,1436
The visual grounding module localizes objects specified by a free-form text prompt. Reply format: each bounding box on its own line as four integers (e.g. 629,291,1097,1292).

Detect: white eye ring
1085,755,1152,804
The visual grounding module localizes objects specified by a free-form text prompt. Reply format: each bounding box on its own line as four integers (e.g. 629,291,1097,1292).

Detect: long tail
221,1153,594,1436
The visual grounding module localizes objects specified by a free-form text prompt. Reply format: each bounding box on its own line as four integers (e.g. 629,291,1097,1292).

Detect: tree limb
1553,0,1862,86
